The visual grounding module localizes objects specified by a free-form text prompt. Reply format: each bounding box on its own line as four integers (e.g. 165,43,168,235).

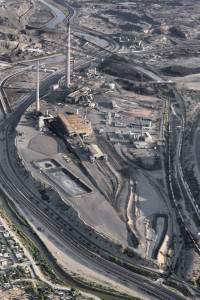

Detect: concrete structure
134,142,147,149
27,48,44,54
115,121,125,127
105,119,111,125
36,60,40,112
65,23,70,88
58,113,93,137
88,144,104,159
109,83,115,90
89,102,95,107
141,126,144,138
65,90,80,103
106,112,112,119
129,132,138,140
65,87,91,104
37,111,54,130
38,116,45,129
144,131,153,143
112,100,118,109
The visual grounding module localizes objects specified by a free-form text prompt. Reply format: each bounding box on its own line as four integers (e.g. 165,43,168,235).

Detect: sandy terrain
0,169,155,299
171,74,200,90
133,171,169,259
4,69,51,106
10,195,157,300
126,92,163,104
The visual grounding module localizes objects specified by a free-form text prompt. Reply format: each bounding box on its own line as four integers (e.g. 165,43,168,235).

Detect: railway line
95,135,130,213
98,160,120,200
168,100,200,254
101,55,200,257
96,135,124,172
0,172,186,300
0,88,185,299
0,53,193,300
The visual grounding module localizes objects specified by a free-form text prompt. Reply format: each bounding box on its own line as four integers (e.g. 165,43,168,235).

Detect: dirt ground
169,74,200,91
3,69,51,106
0,290,30,300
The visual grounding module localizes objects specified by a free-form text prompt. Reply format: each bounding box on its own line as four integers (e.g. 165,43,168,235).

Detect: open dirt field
4,69,51,106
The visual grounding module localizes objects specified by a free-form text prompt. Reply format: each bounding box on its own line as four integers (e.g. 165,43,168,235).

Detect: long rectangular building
88,144,104,159
58,113,93,137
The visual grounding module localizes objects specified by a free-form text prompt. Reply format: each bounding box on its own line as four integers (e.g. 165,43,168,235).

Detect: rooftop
88,144,104,158
58,113,93,136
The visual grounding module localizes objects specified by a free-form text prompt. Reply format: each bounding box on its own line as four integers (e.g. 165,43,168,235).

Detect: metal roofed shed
88,144,104,159
58,113,93,137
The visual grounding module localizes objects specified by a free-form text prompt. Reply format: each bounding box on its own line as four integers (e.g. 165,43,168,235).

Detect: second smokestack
36,60,40,112
65,23,70,88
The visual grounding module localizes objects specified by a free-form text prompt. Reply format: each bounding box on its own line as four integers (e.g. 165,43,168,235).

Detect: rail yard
0,0,200,300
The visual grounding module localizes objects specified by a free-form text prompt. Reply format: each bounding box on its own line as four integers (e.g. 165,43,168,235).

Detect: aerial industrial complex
0,0,200,299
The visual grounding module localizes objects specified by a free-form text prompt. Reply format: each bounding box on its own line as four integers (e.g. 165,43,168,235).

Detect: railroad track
98,160,120,199
0,52,191,300
0,55,186,300
0,1,195,298
96,135,124,171
0,171,186,300
168,99,200,254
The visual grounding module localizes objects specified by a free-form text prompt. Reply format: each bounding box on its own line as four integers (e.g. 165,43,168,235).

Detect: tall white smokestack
65,23,70,88
36,60,40,112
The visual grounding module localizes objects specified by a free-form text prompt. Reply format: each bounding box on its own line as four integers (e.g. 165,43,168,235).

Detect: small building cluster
0,221,91,299
1,229,28,266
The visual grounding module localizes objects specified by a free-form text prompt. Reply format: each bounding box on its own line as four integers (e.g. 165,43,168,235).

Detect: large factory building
58,113,93,137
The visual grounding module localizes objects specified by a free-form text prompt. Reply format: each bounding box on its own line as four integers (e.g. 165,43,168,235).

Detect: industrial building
37,113,54,130
134,142,147,149
65,90,81,103
58,113,93,137
65,87,91,104
88,144,104,159
112,100,118,109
